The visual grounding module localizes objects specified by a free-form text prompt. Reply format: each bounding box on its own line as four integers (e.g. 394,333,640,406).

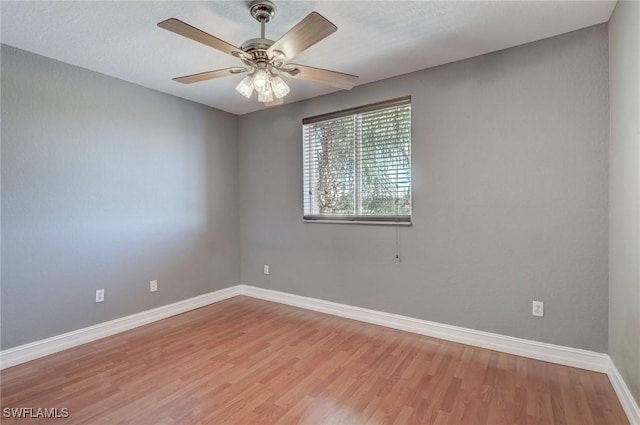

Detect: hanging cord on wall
395,105,402,263
395,221,401,262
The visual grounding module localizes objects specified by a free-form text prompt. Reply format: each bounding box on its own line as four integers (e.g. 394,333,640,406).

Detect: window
303,97,411,223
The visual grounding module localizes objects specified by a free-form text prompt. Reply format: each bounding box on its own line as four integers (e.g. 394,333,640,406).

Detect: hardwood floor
0,296,629,425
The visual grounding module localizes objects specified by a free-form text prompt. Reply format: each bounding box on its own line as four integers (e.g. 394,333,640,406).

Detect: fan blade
158,18,248,59
283,64,358,90
173,68,245,84
267,12,337,60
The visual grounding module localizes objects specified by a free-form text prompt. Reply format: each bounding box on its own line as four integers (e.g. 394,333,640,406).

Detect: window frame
302,96,412,225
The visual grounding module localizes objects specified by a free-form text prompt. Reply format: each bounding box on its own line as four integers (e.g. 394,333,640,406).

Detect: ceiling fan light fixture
235,75,255,98
253,68,271,93
270,74,290,99
258,88,274,103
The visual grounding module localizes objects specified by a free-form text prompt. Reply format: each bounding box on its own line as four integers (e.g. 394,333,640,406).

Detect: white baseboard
238,285,610,373
2,283,636,425
608,359,640,425
0,284,610,373
0,285,242,370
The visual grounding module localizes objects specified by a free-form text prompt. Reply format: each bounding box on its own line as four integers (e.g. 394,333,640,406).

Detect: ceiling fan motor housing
239,38,276,66
241,38,274,54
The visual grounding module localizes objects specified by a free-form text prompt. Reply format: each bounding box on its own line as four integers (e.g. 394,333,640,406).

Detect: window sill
303,219,412,226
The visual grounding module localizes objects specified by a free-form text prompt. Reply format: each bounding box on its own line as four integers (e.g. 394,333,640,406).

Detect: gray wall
609,1,640,404
1,22,617,358
1,45,240,349
239,25,610,352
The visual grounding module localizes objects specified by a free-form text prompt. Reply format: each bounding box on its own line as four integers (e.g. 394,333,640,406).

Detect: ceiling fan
157,0,358,105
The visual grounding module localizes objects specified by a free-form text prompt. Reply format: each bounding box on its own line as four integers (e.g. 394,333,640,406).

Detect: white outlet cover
95,289,105,303
263,265,269,275
532,301,544,317
150,280,158,292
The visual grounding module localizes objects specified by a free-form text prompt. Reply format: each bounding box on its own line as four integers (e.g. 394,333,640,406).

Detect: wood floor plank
0,296,630,425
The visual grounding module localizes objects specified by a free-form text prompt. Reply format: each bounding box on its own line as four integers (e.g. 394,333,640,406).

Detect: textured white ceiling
0,1,615,115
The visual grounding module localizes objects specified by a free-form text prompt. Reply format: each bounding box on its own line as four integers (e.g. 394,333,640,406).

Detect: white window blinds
303,97,411,223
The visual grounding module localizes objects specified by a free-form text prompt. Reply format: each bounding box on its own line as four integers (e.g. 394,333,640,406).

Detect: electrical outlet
532,301,544,317
150,280,158,292
96,289,105,303
263,265,270,275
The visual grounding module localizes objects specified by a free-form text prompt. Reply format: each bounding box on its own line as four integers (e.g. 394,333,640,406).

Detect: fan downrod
242,0,277,56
